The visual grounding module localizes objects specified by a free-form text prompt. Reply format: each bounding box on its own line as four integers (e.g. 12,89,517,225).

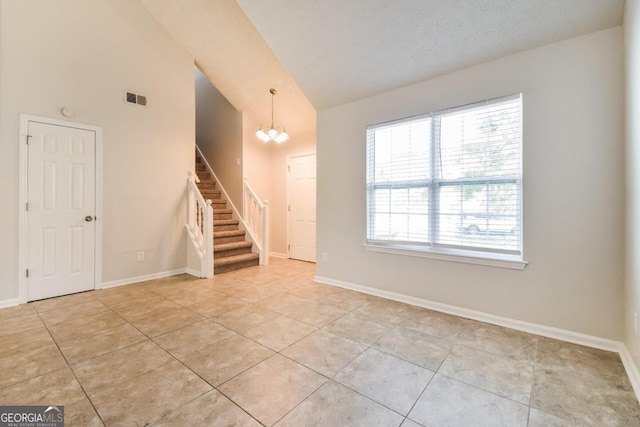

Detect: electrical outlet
635,312,638,336
137,251,144,262
322,252,328,263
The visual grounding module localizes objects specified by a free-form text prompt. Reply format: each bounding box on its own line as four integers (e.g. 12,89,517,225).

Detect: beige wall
317,28,624,340
0,0,195,301
626,0,640,366
195,67,243,210
242,114,317,256
242,114,273,203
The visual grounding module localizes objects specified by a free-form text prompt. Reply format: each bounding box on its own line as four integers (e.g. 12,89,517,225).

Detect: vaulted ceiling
140,0,624,139
138,0,316,141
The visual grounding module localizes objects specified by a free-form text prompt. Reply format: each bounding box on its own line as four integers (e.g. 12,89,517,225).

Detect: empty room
1,0,640,426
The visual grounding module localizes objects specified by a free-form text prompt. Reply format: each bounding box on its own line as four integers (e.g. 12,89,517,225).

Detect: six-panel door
27,121,96,301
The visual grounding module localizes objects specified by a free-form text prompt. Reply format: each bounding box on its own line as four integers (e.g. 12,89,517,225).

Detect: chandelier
256,88,289,143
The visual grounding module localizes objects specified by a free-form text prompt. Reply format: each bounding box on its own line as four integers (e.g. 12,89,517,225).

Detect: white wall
195,67,243,209
242,114,316,256
317,28,624,340
625,0,640,366
0,0,195,300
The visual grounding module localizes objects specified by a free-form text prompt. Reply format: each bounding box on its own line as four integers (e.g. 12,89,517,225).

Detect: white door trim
286,152,316,260
18,114,103,303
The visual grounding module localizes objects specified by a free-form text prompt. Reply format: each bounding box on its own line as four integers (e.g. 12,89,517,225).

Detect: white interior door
288,154,316,262
27,121,97,301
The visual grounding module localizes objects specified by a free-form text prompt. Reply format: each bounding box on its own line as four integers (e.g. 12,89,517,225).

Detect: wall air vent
124,91,148,107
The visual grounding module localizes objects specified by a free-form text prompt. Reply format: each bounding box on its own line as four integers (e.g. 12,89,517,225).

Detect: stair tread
213,209,232,213
214,241,253,251
214,252,259,266
214,229,245,237
214,219,239,225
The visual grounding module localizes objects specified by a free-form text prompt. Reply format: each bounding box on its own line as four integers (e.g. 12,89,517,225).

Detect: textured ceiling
138,0,316,141
236,0,624,109
140,0,624,136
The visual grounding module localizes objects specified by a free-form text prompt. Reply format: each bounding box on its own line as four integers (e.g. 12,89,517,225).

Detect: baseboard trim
185,268,204,278
101,269,187,289
620,345,640,399
315,274,640,401
270,252,288,259
315,274,623,349
0,298,20,309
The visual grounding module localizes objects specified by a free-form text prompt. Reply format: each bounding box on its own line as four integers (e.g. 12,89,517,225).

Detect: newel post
205,199,214,278
262,200,270,266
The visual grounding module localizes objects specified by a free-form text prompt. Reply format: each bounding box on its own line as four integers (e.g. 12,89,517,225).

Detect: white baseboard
314,274,640,401
315,275,620,351
0,298,20,309
101,268,187,289
185,268,205,278
620,345,640,400
270,252,288,259
1,270,189,307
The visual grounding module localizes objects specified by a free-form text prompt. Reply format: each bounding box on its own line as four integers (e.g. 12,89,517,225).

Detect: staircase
195,153,260,274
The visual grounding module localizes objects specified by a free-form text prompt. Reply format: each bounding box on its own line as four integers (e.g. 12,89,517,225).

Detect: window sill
363,243,528,270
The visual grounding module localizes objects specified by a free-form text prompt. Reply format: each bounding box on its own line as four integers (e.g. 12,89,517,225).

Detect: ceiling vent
125,91,147,107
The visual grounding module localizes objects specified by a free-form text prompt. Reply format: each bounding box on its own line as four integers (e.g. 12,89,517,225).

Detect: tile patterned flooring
0,258,639,426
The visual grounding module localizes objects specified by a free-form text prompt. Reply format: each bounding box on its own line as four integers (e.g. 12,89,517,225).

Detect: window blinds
366,94,522,257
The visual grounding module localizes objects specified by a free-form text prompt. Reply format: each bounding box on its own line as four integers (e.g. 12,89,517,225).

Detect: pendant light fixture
256,88,289,143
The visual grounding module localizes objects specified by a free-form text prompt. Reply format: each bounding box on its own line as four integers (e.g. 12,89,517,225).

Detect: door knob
85,216,94,222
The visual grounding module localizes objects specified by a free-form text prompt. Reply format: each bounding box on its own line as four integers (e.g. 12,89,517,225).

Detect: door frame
286,152,316,260
18,114,103,303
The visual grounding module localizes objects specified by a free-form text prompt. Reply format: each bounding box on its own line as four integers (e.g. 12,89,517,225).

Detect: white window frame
365,94,527,270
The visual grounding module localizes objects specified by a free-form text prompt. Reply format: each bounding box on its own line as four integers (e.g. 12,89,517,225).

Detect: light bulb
275,131,289,143
256,128,270,142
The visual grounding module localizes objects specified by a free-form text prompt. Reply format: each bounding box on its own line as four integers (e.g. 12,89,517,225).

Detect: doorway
287,153,316,262
19,115,102,302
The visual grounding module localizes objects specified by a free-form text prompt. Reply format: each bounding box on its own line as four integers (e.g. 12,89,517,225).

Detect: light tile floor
0,258,639,426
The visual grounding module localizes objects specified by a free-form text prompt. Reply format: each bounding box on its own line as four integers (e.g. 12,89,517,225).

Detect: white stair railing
243,178,269,265
186,171,213,278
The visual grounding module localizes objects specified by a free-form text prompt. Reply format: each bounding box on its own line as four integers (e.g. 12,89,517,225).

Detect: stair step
197,174,213,181
214,229,246,244
210,200,227,208
200,190,222,199
198,183,217,190
214,252,260,274
213,209,233,220
214,241,253,257
199,188,218,195
214,219,239,231
215,219,238,225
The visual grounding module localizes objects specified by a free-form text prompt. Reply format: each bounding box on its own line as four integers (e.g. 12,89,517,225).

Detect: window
366,94,523,265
